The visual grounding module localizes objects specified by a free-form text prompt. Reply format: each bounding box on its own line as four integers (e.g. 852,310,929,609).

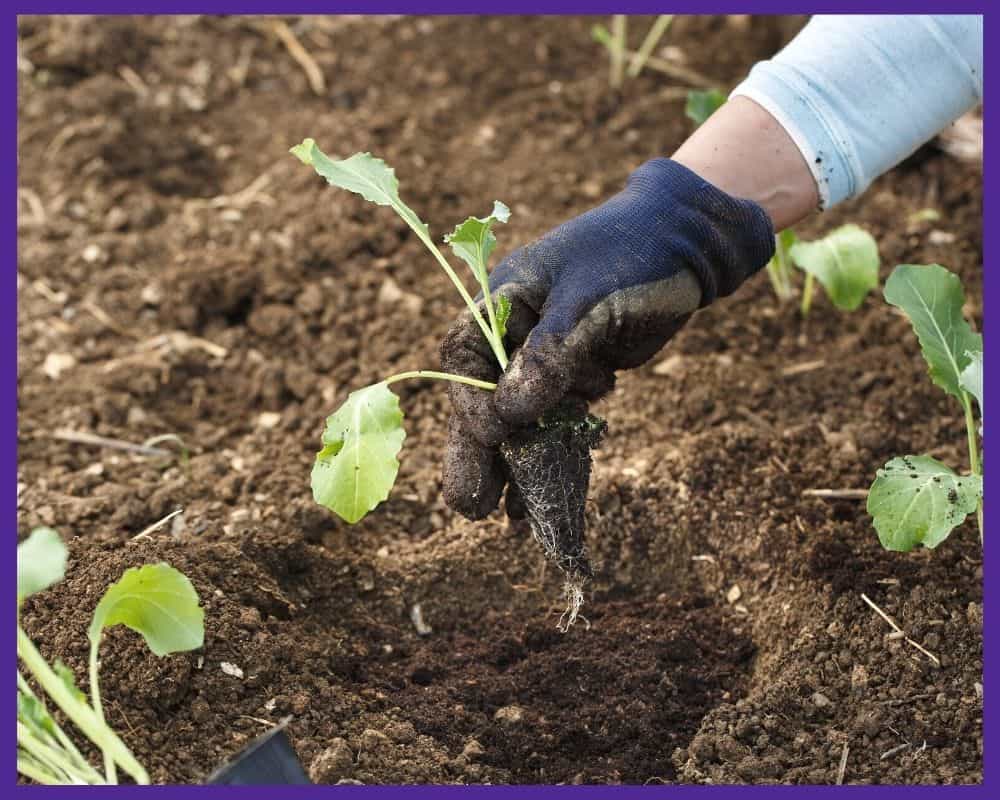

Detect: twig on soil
100,331,228,374
239,715,277,729
117,65,149,97
49,116,107,157
860,593,941,667
880,742,910,761
628,15,673,78
18,187,47,226
270,19,326,95
51,428,171,457
131,508,185,542
803,489,869,500
616,46,715,87
836,743,849,785
780,359,827,377
83,300,140,340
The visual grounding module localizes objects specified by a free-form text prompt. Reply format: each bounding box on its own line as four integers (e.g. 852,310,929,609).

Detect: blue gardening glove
439,158,775,520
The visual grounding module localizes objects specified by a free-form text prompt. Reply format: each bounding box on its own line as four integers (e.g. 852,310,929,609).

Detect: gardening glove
439,158,775,520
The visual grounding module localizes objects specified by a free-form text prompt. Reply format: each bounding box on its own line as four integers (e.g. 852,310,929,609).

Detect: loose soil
17,15,982,785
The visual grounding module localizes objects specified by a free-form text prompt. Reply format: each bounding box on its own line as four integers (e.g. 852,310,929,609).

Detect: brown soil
17,14,982,785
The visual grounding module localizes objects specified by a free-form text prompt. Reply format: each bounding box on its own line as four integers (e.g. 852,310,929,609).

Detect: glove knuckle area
442,421,504,520
495,338,574,427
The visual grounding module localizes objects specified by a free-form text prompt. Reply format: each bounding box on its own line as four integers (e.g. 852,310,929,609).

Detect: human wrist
671,96,819,231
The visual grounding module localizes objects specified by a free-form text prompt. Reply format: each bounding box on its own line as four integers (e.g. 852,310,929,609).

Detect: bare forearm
671,96,818,232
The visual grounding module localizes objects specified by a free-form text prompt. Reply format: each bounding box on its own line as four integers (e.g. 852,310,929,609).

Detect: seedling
789,224,880,315
867,264,983,550
684,88,726,127
292,140,604,622
595,16,701,86
16,528,204,785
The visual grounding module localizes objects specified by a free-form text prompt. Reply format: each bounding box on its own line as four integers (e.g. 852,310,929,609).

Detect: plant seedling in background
686,101,881,314
292,140,605,627
684,87,726,126
867,264,983,550
17,528,204,785
789,224,880,315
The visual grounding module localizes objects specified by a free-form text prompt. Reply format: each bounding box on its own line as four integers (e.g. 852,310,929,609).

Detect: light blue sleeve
730,15,982,209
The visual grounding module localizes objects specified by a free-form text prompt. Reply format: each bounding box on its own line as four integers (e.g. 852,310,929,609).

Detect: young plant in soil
685,96,881,313
867,264,983,550
291,139,604,626
17,528,204,785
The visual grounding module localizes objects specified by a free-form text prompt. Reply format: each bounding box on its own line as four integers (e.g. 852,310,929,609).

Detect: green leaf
17,527,68,604
685,89,727,127
495,294,512,340
18,691,57,738
591,23,612,46
311,382,406,524
789,224,879,311
89,563,204,657
960,349,983,420
867,455,982,551
54,660,87,705
444,201,511,284
290,139,430,239
884,264,982,401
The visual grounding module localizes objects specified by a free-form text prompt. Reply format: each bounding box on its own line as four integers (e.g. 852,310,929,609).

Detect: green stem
18,671,90,770
18,754,63,786
17,627,148,785
89,639,116,784
385,370,497,391
801,272,815,316
409,226,508,370
17,723,104,785
961,393,983,544
628,15,673,77
610,15,627,88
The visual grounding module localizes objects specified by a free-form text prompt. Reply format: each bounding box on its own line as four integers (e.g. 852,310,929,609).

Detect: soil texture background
17,15,982,785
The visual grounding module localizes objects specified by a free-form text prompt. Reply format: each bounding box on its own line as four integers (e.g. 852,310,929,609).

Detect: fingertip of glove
494,343,572,427
442,422,505,520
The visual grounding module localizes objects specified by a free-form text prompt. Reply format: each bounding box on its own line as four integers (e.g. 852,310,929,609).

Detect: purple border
8,2,991,796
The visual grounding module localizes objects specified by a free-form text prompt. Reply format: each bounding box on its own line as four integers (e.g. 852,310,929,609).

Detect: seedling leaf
88,563,204,656
789,224,879,310
960,349,983,425
54,660,87,704
17,691,57,738
884,264,982,401
445,200,511,283
311,382,406,523
685,89,726,127
290,139,430,238
868,455,982,551
17,527,67,604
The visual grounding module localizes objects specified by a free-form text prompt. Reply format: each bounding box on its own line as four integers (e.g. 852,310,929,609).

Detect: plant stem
385,370,497,391
801,272,815,316
18,671,90,770
18,754,63,785
610,15,627,89
961,392,983,543
410,227,508,370
17,627,148,785
628,14,672,77
17,723,103,785
89,639,117,784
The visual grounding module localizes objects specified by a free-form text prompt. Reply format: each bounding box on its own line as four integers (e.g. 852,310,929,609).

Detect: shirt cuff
731,63,862,210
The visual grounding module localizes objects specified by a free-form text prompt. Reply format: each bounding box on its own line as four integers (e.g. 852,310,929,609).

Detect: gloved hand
439,158,775,520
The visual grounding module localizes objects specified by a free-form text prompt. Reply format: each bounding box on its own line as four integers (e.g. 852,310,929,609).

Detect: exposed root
556,577,587,633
